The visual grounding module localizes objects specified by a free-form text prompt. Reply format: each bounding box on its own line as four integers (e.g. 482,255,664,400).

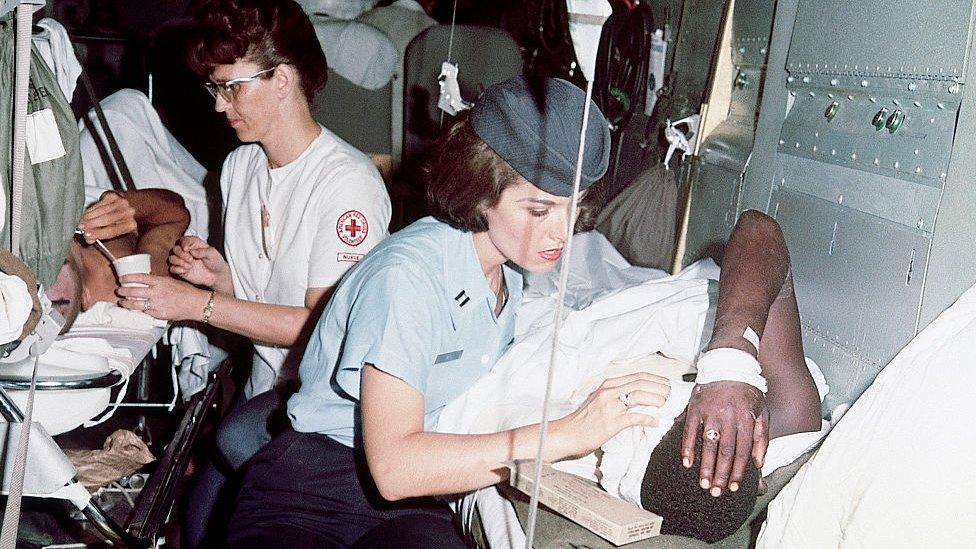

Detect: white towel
0,272,32,344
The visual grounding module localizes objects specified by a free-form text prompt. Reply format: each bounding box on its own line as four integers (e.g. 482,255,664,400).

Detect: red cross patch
336,210,369,246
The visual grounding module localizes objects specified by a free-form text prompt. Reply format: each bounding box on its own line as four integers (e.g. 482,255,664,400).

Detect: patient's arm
78,190,191,276
681,210,821,496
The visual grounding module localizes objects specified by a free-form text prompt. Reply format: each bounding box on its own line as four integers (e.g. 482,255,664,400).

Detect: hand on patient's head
78,191,137,243
557,372,669,460
642,418,760,543
681,380,768,497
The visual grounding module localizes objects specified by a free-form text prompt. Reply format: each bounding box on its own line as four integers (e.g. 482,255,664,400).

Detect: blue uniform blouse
288,217,523,447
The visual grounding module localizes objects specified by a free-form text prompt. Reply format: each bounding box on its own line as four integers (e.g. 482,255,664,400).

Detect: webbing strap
79,70,136,191
7,2,30,256
2,5,52,546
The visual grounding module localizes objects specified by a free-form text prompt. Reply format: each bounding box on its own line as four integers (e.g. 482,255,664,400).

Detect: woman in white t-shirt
117,1,390,546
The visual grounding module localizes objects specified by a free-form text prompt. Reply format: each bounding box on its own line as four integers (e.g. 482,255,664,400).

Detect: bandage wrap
695,347,768,393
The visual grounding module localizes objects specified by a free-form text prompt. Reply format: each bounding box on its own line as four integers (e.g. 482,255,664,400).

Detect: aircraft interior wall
684,0,976,412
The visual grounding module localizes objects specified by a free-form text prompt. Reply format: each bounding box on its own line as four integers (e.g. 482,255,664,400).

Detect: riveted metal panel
777,83,959,189
786,0,976,81
700,122,754,170
731,0,774,67
771,187,930,412
683,161,741,263
775,154,941,231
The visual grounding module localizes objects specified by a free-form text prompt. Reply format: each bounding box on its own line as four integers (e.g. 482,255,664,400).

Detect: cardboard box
508,460,663,546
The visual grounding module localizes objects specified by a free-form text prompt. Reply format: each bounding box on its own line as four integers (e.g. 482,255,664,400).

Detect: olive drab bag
0,14,85,288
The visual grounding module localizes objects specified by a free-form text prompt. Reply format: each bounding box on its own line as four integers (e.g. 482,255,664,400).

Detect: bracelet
202,290,216,324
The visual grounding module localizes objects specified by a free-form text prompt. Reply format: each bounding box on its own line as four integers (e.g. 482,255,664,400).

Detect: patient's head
640,418,760,543
47,239,123,332
47,242,86,332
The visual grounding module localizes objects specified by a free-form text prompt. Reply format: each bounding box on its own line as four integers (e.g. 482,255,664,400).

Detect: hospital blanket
758,282,976,548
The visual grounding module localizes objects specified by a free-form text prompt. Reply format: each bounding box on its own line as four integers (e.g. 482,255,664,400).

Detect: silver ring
703,428,720,442
142,299,151,312
619,392,633,407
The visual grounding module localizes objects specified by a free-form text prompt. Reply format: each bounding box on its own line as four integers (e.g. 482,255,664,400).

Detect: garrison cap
470,75,611,197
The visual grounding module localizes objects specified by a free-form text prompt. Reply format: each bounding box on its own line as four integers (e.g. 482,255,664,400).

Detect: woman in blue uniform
227,75,671,548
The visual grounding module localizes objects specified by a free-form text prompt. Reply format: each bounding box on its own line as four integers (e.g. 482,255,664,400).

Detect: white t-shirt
221,125,391,397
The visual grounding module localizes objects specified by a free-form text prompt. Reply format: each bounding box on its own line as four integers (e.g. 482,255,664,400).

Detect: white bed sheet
4,302,165,435
758,282,976,548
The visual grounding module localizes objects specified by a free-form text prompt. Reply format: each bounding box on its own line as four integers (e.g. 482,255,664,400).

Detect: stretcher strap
7,2,30,256
0,5,38,547
524,78,595,549
79,71,136,192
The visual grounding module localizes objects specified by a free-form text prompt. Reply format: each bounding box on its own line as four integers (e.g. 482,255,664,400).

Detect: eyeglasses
203,66,277,102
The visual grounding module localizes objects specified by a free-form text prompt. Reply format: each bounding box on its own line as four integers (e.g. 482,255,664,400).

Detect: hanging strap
79,70,136,191
7,2,31,256
1,4,45,545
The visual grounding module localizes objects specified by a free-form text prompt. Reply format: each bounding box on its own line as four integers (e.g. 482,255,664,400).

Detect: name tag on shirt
434,350,463,364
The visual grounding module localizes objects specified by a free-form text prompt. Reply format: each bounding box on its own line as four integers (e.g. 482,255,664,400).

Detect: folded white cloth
77,301,167,332
0,271,32,344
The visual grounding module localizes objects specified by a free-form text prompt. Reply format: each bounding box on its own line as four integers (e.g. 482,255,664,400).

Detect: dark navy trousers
227,428,468,548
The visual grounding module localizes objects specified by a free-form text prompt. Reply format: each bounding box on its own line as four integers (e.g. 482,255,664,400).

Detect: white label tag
26,108,66,165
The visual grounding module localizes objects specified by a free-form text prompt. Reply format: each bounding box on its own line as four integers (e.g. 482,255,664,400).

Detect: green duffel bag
0,13,85,288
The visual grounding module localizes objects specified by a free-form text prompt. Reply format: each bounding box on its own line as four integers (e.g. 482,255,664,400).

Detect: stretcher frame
0,358,229,547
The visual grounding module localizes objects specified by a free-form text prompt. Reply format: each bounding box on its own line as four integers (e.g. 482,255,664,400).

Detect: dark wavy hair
186,0,327,101
425,118,602,233
641,418,760,543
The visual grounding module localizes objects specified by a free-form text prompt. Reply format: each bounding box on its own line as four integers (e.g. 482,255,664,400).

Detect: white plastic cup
113,253,151,288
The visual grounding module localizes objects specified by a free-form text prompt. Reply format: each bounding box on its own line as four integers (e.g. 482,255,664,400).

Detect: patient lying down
439,211,828,545
46,189,190,330
639,210,824,541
